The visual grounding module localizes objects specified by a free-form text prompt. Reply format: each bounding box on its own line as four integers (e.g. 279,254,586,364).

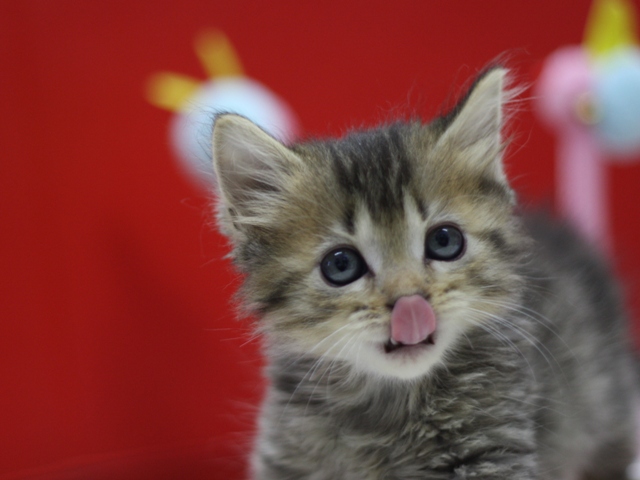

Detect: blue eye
426,225,465,261
321,248,368,286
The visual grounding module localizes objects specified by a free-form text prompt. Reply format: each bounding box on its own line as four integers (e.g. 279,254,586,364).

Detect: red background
2,1,640,478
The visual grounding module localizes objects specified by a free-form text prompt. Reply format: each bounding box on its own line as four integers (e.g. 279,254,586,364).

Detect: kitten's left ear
435,68,511,184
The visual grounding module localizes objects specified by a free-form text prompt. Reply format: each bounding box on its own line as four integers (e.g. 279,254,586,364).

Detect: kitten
211,68,638,480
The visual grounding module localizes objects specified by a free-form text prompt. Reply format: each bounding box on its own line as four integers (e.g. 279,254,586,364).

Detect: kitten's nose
390,295,437,345
381,268,427,304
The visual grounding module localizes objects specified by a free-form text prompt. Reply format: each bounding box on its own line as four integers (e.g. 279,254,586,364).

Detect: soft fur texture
212,68,638,479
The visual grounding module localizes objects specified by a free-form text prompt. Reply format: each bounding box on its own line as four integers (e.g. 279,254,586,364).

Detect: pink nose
390,295,437,345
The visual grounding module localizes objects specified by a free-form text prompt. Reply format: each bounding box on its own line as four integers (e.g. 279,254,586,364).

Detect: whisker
276,329,356,426
304,330,361,416
479,297,578,364
466,306,568,384
279,322,357,371
466,313,538,383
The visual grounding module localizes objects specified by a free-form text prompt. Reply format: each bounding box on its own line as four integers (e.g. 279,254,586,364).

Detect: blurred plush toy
535,0,640,251
146,30,300,188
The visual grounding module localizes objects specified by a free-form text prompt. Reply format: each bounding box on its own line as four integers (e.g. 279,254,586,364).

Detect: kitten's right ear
433,68,513,188
212,114,301,233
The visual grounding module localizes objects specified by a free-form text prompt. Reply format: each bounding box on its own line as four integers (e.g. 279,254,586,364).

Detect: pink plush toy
535,0,640,251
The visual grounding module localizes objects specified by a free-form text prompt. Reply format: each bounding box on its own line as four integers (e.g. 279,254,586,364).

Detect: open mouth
383,333,436,354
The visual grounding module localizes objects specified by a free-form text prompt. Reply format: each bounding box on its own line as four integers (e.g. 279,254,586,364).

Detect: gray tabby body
212,69,638,479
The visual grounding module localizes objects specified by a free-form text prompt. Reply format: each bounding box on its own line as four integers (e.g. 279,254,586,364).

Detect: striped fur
212,69,637,479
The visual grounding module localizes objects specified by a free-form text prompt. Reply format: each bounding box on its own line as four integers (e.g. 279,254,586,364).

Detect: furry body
212,69,638,479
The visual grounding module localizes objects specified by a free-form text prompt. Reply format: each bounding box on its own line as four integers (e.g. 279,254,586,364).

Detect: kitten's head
212,68,527,380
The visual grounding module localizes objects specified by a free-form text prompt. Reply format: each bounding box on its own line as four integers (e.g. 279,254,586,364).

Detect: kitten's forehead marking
353,206,384,275
329,125,413,224
351,195,427,275
404,194,428,262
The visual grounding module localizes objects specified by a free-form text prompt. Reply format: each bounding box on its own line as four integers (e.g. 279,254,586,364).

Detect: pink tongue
390,295,437,345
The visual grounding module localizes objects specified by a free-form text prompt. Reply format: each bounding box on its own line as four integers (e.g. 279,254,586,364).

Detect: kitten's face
213,68,525,380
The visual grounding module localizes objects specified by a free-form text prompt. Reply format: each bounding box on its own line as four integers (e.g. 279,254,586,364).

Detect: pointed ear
212,114,301,233
435,68,511,184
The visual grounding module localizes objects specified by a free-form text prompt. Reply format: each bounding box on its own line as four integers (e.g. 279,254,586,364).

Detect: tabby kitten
212,68,638,480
